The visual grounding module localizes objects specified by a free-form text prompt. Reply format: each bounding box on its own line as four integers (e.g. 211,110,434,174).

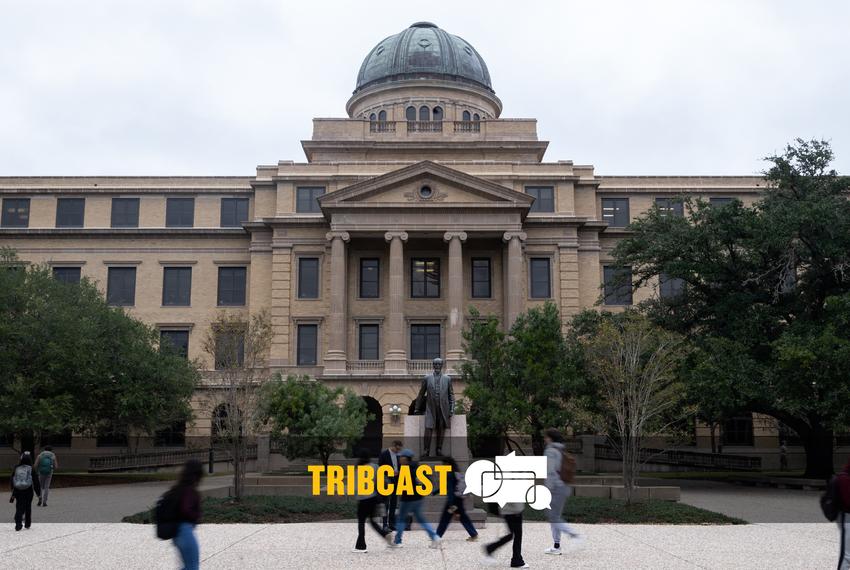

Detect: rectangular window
411,258,440,298
40,429,72,448
166,197,195,227
1,198,30,228
358,324,380,360
154,420,186,447
603,266,633,306
217,267,247,306
298,257,320,299
220,197,249,227
659,273,685,299
296,187,325,213
710,197,735,207
527,186,555,213
160,330,189,359
297,324,318,365
655,197,684,218
410,324,441,360
601,198,629,227
111,198,140,228
214,330,245,369
529,258,551,299
55,198,85,228
106,267,136,306
722,415,754,446
162,267,192,306
471,258,491,298
359,258,380,298
96,430,128,448
52,266,81,284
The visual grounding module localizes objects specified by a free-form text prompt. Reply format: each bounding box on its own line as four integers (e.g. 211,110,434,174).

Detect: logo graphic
463,452,551,509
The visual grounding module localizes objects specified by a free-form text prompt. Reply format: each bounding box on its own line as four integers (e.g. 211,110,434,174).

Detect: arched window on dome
462,110,471,122
473,113,480,122
378,110,387,121
419,106,430,121
432,106,443,122
369,113,377,121
406,106,417,121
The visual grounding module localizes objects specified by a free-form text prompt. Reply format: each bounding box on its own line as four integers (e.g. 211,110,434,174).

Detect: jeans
38,473,52,504
436,496,477,537
355,496,389,550
839,512,850,570
393,499,438,543
486,513,525,567
173,522,199,570
13,488,34,529
548,484,578,543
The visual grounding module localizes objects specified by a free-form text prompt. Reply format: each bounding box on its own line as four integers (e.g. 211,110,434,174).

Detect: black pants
382,491,398,530
13,488,34,530
355,496,389,550
486,513,524,568
436,496,478,537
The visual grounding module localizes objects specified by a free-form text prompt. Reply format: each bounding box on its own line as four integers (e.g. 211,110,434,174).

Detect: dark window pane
217,267,247,306
406,106,416,121
432,106,443,121
710,197,735,207
56,198,85,227
529,258,551,298
601,198,629,227
53,266,81,284
220,197,249,227
41,429,72,447
359,324,379,360
659,273,685,299
296,187,325,213
471,258,491,298
297,324,318,365
111,198,140,228
107,267,136,306
154,420,186,447
410,324,441,360
96,429,128,447
2,198,30,228
215,331,245,369
378,110,387,121
298,258,320,299
419,106,430,121
655,197,684,217
722,415,754,446
462,110,471,121
411,258,440,298
527,187,555,213
359,258,380,298
166,198,195,227
162,267,192,306
160,330,189,358
603,266,633,306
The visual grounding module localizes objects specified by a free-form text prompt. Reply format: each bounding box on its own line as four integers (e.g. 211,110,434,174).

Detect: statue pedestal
403,414,470,466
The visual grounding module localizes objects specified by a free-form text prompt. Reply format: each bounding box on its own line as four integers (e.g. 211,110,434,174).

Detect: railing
369,121,395,133
346,360,385,373
407,120,443,133
453,121,481,133
594,444,761,471
88,444,258,472
564,438,584,453
407,360,433,373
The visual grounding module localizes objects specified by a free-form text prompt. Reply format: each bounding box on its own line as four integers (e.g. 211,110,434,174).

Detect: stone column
323,231,350,375
384,231,408,375
502,231,527,330
443,231,467,372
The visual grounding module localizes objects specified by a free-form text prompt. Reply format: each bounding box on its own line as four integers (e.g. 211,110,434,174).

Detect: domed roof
355,22,493,94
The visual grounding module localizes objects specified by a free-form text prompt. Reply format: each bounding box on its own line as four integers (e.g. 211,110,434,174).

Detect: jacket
176,486,201,525
415,372,454,429
544,441,567,490
378,448,399,478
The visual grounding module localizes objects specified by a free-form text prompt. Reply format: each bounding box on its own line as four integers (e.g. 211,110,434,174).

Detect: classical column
384,231,409,375
503,231,527,330
444,231,467,372
323,231,350,375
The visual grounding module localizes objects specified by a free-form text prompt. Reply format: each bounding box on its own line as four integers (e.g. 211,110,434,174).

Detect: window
217,267,247,306
56,198,85,228
378,110,387,121
411,258,440,298
723,415,754,446
432,106,443,121
601,198,629,227
527,186,555,213
359,324,380,360
655,197,684,217
369,113,376,121
406,106,416,121
359,258,379,298
659,273,685,300
52,266,81,284
214,330,245,369
166,197,195,227
297,324,318,365
160,330,189,358
296,187,325,213
473,113,480,121
710,197,735,207
410,324,441,360
154,420,186,447
298,257,320,299
162,267,192,306
220,197,249,227
111,198,140,228
40,429,72,447
106,267,136,306
529,258,551,298
1,198,30,227
471,258,491,298
419,106,430,121
603,266,633,306
96,429,128,447
462,110,471,121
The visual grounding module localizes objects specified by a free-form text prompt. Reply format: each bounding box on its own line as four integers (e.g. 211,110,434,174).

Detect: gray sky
1,0,848,176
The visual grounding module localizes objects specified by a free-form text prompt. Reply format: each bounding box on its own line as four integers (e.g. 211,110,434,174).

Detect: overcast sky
1,0,848,176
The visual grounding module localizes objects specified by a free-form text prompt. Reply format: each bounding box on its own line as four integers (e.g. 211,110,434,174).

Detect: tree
612,139,850,477
260,375,368,467
202,310,272,499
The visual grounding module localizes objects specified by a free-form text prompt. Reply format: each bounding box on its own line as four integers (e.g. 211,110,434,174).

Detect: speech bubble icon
526,484,552,510
462,459,498,496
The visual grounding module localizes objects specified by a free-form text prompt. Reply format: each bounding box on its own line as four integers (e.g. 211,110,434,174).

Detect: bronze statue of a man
415,357,454,457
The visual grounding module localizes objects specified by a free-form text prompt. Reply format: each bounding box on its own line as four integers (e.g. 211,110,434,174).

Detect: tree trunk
530,418,545,456
802,424,834,480
709,422,717,454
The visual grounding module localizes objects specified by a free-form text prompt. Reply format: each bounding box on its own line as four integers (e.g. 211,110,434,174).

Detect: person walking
35,445,58,507
9,453,41,531
391,449,442,549
170,459,203,570
353,452,393,553
482,502,526,568
435,456,478,541
543,428,582,555
379,439,403,531
836,458,850,570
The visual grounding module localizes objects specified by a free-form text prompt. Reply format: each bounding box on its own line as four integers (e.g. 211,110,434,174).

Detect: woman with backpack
35,445,57,507
9,453,41,531
165,459,203,570
543,428,582,555
435,456,478,541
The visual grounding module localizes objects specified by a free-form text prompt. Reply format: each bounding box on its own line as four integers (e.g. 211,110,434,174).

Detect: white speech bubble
462,459,498,496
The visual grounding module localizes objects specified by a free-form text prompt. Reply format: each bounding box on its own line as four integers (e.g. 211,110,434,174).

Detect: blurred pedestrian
353,451,393,553
164,459,203,570
482,502,526,568
435,456,478,541
543,428,582,555
835,459,850,570
35,445,58,507
391,449,441,549
9,453,41,531
379,439,403,531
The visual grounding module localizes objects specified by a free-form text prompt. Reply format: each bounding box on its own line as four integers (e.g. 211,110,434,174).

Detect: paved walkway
0,522,841,569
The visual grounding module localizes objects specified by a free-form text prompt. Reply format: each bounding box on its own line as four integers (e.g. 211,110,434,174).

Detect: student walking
435,456,478,541
353,452,393,553
168,460,203,570
392,449,442,549
543,428,582,555
379,439,403,531
482,502,526,568
836,459,850,570
9,454,41,531
35,446,57,507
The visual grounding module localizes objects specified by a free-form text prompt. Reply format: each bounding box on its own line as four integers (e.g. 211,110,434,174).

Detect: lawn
522,497,745,525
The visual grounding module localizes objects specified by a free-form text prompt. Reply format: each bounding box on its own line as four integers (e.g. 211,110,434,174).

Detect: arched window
462,110,471,122
369,113,376,121
406,106,417,121
432,106,443,121
378,110,387,121
473,113,480,121
419,106,430,121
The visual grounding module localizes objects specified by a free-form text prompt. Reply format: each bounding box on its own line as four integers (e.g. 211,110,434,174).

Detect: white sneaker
544,546,562,555
389,542,403,548
513,564,530,569
480,555,498,567
384,533,394,546
429,536,443,549
352,548,367,553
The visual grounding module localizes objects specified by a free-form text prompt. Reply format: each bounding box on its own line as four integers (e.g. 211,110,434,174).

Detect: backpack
12,465,33,490
821,475,843,522
154,489,181,540
558,450,576,484
38,454,54,475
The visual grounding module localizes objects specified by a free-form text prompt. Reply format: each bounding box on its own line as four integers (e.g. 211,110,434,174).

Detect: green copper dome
355,22,493,94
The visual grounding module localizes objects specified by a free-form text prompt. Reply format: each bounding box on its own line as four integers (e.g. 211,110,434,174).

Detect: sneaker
481,547,497,566
466,534,479,542
351,548,368,553
544,547,562,555
511,565,530,569
429,536,443,549
384,533,394,546
390,542,403,548
37,498,42,506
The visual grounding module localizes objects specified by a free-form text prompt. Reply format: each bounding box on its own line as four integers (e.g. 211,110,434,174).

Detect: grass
519,496,745,525
644,470,805,481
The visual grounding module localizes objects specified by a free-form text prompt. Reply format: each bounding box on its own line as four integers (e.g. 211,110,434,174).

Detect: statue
415,357,454,457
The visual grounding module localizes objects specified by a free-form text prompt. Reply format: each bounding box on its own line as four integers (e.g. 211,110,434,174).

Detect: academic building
1,22,787,466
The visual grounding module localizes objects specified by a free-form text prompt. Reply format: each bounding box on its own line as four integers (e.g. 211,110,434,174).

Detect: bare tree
203,309,272,500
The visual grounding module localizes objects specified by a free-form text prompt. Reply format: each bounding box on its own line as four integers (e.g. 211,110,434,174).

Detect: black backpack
820,475,843,522
154,489,181,540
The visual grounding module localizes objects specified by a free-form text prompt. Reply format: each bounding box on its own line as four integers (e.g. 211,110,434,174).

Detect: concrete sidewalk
0,522,840,569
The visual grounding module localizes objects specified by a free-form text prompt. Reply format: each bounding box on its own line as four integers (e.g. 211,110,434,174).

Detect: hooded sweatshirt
544,441,566,490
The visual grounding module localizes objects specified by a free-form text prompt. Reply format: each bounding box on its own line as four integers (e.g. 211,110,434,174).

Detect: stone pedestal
403,414,470,466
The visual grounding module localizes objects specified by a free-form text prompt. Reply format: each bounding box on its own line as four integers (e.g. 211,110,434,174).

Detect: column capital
443,231,468,243
502,231,527,243
384,231,409,243
325,231,350,243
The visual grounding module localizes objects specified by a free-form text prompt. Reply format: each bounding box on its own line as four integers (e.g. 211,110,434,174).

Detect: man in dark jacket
837,459,850,570
9,454,41,531
379,439,403,531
